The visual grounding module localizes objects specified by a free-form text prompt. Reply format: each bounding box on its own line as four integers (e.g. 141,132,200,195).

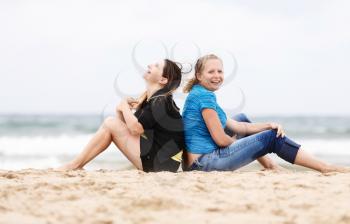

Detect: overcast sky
1,0,349,116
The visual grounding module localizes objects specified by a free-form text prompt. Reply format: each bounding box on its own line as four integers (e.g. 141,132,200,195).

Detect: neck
146,84,163,100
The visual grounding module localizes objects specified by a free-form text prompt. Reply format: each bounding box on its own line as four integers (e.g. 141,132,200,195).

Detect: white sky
1,0,350,116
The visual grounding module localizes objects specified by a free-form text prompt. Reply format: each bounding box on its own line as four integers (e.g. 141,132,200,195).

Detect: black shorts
141,155,181,172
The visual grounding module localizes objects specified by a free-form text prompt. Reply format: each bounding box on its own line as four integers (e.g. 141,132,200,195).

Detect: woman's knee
103,116,130,138
255,129,274,136
258,129,278,143
102,116,118,131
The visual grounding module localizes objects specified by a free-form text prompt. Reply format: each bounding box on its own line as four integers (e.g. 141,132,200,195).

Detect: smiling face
197,58,224,91
143,60,168,86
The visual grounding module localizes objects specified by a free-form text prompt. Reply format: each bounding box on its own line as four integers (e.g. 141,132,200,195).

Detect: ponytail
183,76,199,93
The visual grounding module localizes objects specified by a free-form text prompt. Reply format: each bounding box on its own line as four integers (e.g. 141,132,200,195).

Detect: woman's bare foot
261,165,291,173
56,162,84,171
320,164,350,173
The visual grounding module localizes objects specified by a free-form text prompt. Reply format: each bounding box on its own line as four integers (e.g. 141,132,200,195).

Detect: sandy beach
1,168,350,224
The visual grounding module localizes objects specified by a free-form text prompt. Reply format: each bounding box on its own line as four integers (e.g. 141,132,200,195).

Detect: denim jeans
188,113,301,171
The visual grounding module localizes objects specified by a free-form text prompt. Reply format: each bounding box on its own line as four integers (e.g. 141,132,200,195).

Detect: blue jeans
187,113,301,171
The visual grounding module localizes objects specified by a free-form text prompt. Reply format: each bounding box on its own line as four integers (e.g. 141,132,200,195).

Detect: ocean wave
0,135,350,170
0,134,124,156
2,115,350,138
0,114,102,136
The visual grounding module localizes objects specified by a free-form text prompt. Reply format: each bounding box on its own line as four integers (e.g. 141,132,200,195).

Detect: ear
196,73,202,81
159,76,168,85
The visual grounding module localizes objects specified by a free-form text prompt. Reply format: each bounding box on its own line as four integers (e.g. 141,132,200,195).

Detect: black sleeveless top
134,88,185,172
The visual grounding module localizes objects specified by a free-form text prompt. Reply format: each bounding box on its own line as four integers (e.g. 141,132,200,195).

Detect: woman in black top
58,59,185,172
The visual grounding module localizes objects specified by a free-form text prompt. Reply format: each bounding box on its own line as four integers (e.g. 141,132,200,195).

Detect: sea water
1,114,350,170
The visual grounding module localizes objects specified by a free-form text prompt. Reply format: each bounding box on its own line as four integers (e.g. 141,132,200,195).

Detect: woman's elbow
213,136,231,147
216,141,229,148
130,130,142,136
129,123,144,136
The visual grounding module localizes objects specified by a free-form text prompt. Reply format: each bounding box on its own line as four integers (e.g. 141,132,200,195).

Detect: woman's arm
116,107,125,122
226,118,285,137
116,97,139,122
202,109,235,147
118,99,144,135
226,118,270,136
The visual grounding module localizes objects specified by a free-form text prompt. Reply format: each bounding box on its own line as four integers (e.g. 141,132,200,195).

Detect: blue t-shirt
182,84,227,154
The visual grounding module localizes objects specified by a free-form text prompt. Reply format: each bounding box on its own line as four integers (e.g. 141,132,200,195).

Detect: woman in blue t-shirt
182,54,349,173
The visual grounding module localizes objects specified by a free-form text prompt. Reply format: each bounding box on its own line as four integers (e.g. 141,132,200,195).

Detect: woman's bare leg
257,156,277,169
103,116,142,169
59,123,113,170
294,147,349,173
58,116,142,170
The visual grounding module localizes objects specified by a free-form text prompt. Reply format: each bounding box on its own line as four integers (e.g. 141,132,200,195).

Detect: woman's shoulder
151,94,180,114
189,85,216,100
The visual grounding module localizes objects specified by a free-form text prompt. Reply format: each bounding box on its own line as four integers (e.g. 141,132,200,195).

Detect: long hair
183,54,222,93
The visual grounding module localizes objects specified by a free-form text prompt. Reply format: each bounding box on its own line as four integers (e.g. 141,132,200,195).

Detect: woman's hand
269,122,286,138
117,97,139,111
126,97,139,109
117,98,130,112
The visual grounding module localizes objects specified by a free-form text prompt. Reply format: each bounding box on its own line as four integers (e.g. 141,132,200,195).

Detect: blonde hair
183,54,222,93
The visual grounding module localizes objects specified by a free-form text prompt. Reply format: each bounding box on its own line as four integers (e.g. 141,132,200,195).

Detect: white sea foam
1,135,350,170
0,134,130,170
0,134,96,156
294,138,350,156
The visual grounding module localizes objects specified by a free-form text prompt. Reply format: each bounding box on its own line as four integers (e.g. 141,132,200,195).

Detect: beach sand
1,167,350,224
